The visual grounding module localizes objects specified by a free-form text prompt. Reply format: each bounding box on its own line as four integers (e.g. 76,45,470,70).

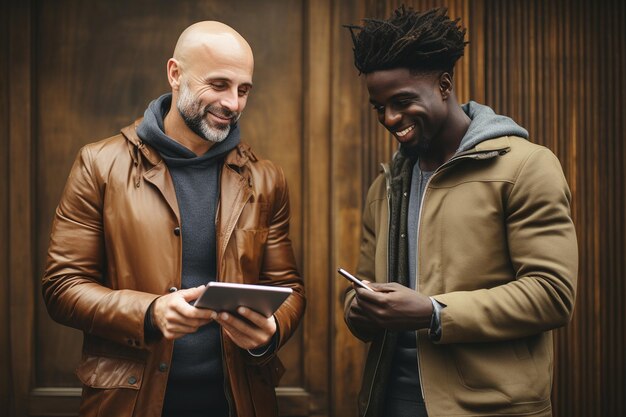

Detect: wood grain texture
8,2,35,417
303,0,332,415
0,3,11,417
330,0,368,415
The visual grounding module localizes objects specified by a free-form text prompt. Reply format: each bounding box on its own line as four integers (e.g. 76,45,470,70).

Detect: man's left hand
214,307,277,350
354,282,433,331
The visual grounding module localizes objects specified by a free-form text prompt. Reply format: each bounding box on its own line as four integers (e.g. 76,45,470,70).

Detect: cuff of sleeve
143,299,162,343
428,297,444,341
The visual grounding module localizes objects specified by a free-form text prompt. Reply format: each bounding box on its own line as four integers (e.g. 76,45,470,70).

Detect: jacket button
173,227,181,236
128,376,137,385
168,287,178,293
159,362,168,372
126,339,133,345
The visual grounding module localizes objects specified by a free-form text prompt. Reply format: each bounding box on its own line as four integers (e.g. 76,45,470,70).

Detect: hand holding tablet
193,282,292,317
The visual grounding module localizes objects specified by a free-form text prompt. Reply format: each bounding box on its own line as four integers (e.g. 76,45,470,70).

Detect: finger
217,312,273,346
173,297,215,320
159,320,197,338
177,285,207,303
217,312,258,334
167,313,213,329
222,327,255,350
236,307,272,328
162,329,190,340
368,282,401,292
353,296,385,321
354,286,385,304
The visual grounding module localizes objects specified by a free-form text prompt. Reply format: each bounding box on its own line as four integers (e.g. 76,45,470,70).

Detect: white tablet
193,282,293,317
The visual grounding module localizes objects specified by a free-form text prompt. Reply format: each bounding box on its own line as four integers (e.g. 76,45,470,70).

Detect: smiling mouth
207,111,232,123
395,125,415,137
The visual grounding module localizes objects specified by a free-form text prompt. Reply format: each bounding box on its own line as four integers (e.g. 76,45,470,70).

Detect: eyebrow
204,77,253,88
369,91,417,105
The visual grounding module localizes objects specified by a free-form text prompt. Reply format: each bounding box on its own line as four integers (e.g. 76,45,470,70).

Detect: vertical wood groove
8,2,35,417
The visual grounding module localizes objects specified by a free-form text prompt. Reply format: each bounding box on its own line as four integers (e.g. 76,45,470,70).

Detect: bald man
42,22,305,417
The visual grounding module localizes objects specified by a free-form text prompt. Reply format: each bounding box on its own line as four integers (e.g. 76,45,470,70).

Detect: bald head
173,21,253,69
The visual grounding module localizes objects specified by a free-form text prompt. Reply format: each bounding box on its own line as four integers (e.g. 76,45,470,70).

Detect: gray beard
176,85,238,143
180,110,231,143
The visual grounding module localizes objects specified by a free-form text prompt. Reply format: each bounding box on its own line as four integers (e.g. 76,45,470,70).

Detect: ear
439,72,453,100
167,58,182,91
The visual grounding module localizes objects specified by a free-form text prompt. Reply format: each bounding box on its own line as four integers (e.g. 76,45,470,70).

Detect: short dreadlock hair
346,6,468,75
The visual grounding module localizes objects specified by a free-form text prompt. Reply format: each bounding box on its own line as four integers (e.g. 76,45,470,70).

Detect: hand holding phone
337,268,375,291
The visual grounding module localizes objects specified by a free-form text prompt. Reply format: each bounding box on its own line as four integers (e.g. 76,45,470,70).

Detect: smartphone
337,268,375,291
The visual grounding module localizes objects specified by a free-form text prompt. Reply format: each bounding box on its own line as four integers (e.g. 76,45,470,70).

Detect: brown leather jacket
42,121,305,417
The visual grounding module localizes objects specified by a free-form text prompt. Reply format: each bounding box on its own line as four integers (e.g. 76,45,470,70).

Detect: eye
394,98,414,108
371,104,384,113
210,82,228,91
238,87,251,97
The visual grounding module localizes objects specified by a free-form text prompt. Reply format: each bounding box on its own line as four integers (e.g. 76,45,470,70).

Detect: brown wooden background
1,0,624,416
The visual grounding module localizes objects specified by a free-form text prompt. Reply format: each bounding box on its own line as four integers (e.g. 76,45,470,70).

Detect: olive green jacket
345,136,578,417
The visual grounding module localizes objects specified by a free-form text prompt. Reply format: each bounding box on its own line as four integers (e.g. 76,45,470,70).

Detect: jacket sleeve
251,164,305,364
433,148,578,344
42,146,158,349
344,176,383,342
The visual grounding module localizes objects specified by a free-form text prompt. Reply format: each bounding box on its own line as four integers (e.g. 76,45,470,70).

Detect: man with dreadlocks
343,7,577,417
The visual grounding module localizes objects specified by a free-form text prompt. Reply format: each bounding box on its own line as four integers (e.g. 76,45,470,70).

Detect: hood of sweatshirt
457,101,528,153
136,93,240,168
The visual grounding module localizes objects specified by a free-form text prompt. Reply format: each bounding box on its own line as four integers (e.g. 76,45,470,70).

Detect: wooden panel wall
1,1,625,417
353,1,626,417
0,3,11,415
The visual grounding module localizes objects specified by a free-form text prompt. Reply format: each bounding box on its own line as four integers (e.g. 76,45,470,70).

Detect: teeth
396,125,414,137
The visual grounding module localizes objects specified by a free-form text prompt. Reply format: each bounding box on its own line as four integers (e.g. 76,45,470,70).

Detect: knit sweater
137,93,240,417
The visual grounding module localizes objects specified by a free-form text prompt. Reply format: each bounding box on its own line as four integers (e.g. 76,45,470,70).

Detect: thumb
178,285,206,302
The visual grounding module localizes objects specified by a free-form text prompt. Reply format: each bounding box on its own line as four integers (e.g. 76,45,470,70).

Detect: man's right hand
152,285,216,340
347,283,383,338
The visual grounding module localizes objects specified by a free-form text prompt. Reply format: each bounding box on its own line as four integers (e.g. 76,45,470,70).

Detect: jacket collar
469,136,512,154
121,118,255,168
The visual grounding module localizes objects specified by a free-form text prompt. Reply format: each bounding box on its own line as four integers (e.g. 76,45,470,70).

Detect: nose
219,88,241,113
383,107,401,129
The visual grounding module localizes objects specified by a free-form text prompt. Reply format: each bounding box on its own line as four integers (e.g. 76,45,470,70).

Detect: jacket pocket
233,229,270,279
452,340,545,403
75,354,145,417
236,202,270,231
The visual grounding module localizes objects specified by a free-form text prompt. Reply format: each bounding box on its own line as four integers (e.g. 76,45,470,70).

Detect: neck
419,102,470,171
163,105,214,156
